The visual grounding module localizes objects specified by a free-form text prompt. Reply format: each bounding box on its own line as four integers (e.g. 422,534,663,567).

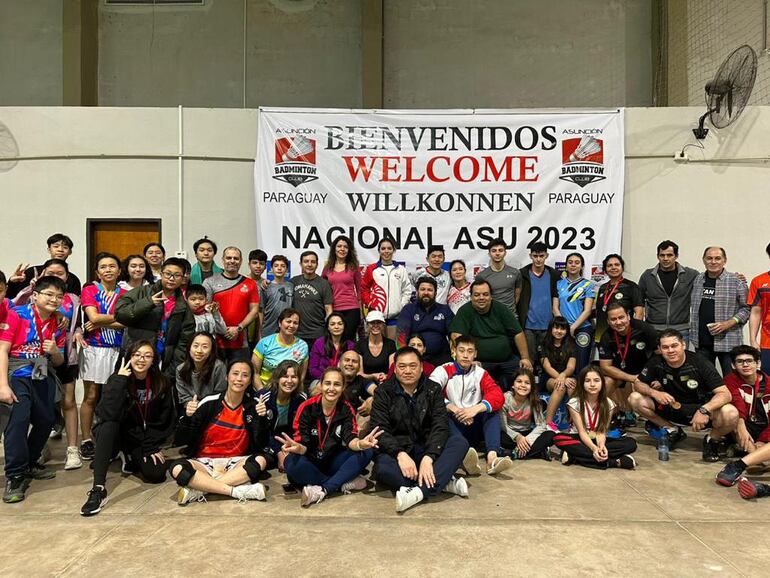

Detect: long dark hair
120,254,155,284
542,316,576,361
510,368,543,422
178,332,219,387
324,235,359,272
574,365,612,433
267,359,304,398
123,340,168,398
323,312,352,360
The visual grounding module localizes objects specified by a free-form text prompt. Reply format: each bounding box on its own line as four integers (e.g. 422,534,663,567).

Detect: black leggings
553,433,637,469
338,308,361,343
501,430,556,458
92,421,167,487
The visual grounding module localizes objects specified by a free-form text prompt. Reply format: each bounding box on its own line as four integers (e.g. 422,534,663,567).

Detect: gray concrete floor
0,427,767,577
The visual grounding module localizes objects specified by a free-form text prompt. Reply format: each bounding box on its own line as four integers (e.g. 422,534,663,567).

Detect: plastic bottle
657,431,670,462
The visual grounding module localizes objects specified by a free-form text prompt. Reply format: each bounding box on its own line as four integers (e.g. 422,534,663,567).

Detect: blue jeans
4,376,56,478
284,449,372,494
448,411,502,454
374,434,469,497
481,356,520,392
695,347,732,376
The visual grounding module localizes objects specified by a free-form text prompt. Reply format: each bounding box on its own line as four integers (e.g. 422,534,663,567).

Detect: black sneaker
80,440,95,461
3,476,27,504
617,455,636,469
716,460,746,487
702,435,721,462
668,427,687,450
117,451,136,474
25,462,56,480
80,485,108,516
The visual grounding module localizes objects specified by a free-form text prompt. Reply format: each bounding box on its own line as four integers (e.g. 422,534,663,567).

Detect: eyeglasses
161,272,183,280
735,358,757,366
131,353,154,361
37,291,64,301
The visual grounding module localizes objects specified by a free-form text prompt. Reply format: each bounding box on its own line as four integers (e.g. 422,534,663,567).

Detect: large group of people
1,233,769,515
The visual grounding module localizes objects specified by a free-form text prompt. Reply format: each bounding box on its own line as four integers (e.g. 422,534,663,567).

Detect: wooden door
87,219,161,276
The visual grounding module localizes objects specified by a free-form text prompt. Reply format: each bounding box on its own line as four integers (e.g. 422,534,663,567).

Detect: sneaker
80,440,95,461
80,486,108,516
340,476,367,494
395,486,424,512
616,455,636,470
702,435,721,463
546,421,560,432
3,476,27,504
644,421,664,439
40,444,52,464
462,447,482,475
117,451,136,474
442,476,469,497
668,427,687,450
177,486,206,506
622,411,637,427
64,447,83,470
231,482,266,502
49,423,63,440
738,477,770,500
715,460,746,487
487,456,513,475
300,485,327,507
25,462,56,480
560,450,572,465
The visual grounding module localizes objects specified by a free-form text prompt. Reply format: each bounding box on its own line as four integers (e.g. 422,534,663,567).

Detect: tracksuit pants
285,449,373,494
553,432,637,469
4,376,56,478
92,421,167,486
448,411,502,454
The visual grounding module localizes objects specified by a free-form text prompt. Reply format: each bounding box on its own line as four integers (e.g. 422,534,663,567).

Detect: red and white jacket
431,362,504,412
725,371,770,442
361,261,413,320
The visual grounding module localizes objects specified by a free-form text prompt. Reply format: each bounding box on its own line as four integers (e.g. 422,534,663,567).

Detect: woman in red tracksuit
361,238,413,341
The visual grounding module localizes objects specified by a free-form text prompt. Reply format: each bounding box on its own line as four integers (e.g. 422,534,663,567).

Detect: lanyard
602,277,623,309
585,402,599,431
32,305,55,355
317,406,337,453
136,377,152,429
613,328,632,369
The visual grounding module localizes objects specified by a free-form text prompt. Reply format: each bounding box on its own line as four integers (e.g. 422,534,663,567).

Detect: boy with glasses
0,276,66,503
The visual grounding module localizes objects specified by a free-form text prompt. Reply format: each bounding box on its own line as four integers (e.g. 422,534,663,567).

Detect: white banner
255,108,624,280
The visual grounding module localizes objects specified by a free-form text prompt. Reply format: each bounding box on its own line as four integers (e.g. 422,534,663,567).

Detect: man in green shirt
450,279,532,391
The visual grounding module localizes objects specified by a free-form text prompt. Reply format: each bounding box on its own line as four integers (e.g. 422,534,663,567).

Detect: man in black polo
630,329,738,461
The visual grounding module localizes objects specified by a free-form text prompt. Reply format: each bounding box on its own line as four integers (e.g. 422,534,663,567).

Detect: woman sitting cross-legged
279,366,382,507
80,341,175,516
169,359,271,505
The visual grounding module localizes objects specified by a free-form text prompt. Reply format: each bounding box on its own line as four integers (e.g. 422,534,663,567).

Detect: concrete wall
384,0,653,108
1,105,768,287
0,1,63,105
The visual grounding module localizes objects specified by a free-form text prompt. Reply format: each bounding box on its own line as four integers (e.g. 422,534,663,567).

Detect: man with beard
396,277,454,366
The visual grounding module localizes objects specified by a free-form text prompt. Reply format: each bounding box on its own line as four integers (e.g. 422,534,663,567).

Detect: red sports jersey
197,401,249,458
749,272,770,348
206,276,259,350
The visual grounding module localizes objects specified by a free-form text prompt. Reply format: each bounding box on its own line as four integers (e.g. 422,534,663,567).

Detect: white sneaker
231,482,266,502
64,446,83,470
487,456,513,476
442,476,469,497
395,486,424,512
300,485,327,507
177,486,206,506
340,475,367,494
462,447,482,475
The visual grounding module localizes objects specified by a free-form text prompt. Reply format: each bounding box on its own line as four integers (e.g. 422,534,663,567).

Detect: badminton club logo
273,134,319,187
560,135,606,188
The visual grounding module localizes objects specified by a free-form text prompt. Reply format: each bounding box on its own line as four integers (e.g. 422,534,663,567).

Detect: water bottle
657,432,670,462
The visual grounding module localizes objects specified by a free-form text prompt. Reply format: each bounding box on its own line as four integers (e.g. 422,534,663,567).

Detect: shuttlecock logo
560,136,606,188
273,135,319,187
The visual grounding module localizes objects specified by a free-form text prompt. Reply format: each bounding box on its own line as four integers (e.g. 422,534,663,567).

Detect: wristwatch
697,406,711,417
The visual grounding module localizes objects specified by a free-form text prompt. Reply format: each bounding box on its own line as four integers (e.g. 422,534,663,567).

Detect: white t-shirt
567,397,615,433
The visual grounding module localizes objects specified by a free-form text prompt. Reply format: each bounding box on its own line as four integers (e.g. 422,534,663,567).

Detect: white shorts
194,456,249,478
79,346,120,383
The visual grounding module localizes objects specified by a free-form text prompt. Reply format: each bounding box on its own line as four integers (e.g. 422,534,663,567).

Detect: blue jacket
396,301,454,358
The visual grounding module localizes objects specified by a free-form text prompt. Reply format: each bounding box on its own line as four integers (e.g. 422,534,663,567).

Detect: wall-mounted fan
692,44,757,139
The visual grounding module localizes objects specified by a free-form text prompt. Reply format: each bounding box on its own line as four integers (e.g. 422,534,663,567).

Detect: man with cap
396,276,454,366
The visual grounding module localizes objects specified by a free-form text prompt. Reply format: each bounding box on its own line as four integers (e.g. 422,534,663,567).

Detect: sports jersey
538,340,575,374
594,278,643,342
0,299,17,342
431,362,504,411
567,397,615,433
411,268,451,304
748,271,770,348
4,303,65,378
203,274,260,349
597,319,658,374
197,400,249,458
253,333,308,385
557,276,596,329
81,283,126,348
638,351,723,405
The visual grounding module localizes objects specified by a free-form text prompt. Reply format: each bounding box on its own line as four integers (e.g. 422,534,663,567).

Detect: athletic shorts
80,346,120,383
194,456,249,477
657,402,712,428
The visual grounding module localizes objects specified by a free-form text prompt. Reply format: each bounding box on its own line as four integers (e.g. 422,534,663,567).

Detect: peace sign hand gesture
274,432,306,455
8,264,29,284
255,393,269,417
356,426,383,451
117,358,132,377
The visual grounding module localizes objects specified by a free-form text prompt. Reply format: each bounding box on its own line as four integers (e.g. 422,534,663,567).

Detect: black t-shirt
355,337,397,375
658,269,677,297
638,351,723,404
598,319,658,374
538,340,575,374
698,275,717,349
344,375,371,405
595,278,644,341
200,269,215,282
